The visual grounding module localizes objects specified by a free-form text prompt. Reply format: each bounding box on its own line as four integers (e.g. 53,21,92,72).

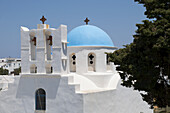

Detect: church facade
0,17,153,113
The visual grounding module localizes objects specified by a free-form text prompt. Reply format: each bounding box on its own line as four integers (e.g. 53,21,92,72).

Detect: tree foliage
13,67,21,75
0,67,9,75
108,0,170,108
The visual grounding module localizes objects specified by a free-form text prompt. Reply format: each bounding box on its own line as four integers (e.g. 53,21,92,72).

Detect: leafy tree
108,0,170,109
0,67,9,75
13,67,21,75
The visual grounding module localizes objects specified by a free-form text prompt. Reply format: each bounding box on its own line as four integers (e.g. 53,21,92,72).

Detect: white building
0,18,153,113
0,58,21,74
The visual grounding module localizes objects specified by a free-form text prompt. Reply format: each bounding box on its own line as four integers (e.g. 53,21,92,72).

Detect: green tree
0,67,9,75
108,0,170,109
13,67,21,75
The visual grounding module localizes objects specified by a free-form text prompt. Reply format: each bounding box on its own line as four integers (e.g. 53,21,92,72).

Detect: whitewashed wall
21,24,68,75
68,46,117,74
0,76,84,113
83,82,153,113
0,76,153,113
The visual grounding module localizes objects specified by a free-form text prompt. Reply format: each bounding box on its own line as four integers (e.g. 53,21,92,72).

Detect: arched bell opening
106,53,111,71
45,35,53,61
88,53,96,72
30,36,36,60
70,53,76,72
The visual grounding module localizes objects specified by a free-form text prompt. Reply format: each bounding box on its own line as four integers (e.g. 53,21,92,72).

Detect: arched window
70,53,76,72
88,53,96,71
106,54,111,71
35,88,46,110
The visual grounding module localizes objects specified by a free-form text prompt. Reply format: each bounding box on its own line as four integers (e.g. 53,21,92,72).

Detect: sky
0,0,146,58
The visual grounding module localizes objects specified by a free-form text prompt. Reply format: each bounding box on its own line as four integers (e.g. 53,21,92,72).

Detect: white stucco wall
0,75,153,113
67,46,121,91
21,24,68,75
68,72,120,91
3,23,153,113
68,46,117,74
0,75,84,113
83,82,153,113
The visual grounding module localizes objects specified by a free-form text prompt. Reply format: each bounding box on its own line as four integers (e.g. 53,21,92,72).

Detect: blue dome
67,25,114,47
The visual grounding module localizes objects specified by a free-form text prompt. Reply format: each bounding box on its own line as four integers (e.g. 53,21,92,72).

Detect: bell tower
20,16,68,75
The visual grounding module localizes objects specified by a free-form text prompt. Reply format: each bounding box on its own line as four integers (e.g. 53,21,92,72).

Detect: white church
0,16,153,113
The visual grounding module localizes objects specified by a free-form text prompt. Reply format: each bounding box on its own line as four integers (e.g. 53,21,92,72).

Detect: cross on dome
84,17,90,25
40,16,47,24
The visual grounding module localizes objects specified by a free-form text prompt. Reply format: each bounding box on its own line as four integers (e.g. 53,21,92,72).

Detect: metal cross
72,55,76,60
84,17,90,25
89,54,94,60
40,16,47,24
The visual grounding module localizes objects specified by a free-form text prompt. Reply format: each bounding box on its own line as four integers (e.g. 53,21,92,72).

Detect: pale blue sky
0,0,146,58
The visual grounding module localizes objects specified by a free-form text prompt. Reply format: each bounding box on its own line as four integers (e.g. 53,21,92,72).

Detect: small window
89,54,94,64
88,53,96,71
46,64,53,74
106,54,110,65
106,54,112,71
72,55,76,65
51,67,53,73
35,88,46,110
70,53,76,72
30,64,37,73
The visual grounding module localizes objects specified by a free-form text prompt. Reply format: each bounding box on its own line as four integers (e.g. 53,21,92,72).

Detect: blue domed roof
67,25,114,47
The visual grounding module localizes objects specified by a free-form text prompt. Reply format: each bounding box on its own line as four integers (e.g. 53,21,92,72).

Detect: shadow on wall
16,75,60,99
62,43,67,56
62,60,67,71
